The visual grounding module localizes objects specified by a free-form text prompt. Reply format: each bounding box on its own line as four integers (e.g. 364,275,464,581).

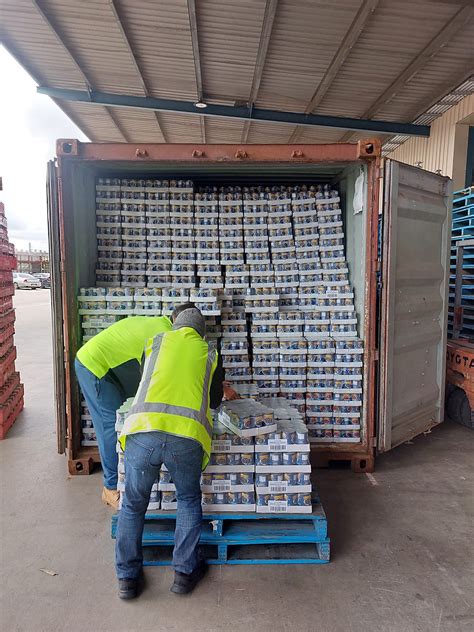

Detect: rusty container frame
55,139,381,475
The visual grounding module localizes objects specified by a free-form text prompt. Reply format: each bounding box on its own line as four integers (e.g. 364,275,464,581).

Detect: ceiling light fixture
194,101,207,109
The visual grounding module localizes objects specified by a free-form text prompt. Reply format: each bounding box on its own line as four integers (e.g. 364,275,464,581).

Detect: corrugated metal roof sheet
1,0,473,144
315,0,463,117
116,0,198,101
384,95,474,179
255,0,363,112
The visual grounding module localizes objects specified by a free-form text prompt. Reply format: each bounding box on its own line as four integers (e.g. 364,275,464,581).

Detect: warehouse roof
1,0,473,148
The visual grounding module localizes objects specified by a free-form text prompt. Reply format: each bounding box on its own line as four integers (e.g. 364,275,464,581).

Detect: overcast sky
0,46,88,251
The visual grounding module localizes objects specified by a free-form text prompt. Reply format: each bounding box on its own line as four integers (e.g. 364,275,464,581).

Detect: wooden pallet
111,502,330,566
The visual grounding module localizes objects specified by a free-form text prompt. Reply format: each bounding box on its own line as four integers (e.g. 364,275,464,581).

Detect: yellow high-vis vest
119,327,218,469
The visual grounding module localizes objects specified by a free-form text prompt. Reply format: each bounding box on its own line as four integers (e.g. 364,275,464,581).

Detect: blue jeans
115,431,203,579
74,358,124,489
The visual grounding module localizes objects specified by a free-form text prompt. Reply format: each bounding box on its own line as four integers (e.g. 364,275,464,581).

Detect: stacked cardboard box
80,400,97,447
305,187,362,443
78,287,122,342
170,181,195,289
89,178,364,445
121,179,148,288
133,288,162,315
255,398,312,513
96,178,122,287
0,202,24,439
145,180,171,288
195,188,221,287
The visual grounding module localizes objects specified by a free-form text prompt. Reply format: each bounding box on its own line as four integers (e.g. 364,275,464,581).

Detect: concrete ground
0,290,473,632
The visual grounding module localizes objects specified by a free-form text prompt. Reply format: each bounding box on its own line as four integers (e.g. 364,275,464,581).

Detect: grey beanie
172,307,206,338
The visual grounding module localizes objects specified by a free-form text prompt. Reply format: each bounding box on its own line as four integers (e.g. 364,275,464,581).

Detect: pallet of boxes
0,202,24,439
114,396,314,515
113,396,330,565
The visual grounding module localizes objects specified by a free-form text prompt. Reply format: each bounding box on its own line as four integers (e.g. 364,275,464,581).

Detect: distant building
16,247,50,274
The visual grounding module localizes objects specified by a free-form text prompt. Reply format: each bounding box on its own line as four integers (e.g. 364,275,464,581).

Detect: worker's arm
223,382,240,400
209,352,224,409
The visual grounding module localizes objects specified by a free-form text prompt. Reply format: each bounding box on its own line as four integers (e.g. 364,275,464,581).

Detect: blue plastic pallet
453,215,474,228
111,503,330,566
453,206,474,220
452,227,474,240
453,191,474,210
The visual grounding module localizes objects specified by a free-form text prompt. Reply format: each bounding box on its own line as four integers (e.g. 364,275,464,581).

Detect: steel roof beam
109,0,167,142
31,0,130,142
36,86,431,136
188,0,206,143
187,0,204,102
200,116,207,143
379,69,474,154
288,0,379,143
241,0,279,143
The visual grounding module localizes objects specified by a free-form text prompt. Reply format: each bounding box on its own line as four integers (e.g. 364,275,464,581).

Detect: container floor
1,290,473,632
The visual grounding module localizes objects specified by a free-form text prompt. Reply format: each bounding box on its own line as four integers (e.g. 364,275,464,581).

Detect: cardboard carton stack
145,180,171,289
80,400,97,447
255,398,312,513
95,178,122,287
78,287,122,343
89,178,364,446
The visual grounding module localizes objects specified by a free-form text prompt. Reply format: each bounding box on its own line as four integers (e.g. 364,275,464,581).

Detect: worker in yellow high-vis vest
75,314,173,508
115,306,224,600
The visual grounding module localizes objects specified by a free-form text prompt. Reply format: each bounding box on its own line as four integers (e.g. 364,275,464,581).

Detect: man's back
141,327,212,411
77,315,172,379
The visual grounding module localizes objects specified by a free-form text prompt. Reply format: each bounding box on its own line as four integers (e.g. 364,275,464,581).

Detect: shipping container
47,139,451,475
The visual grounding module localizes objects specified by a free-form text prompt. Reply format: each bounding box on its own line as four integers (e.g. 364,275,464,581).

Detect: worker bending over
115,306,223,599
75,313,173,508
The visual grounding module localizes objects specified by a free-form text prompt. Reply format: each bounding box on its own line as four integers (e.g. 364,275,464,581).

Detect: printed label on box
211,440,232,452
268,481,288,493
268,439,288,451
268,500,288,513
211,480,232,493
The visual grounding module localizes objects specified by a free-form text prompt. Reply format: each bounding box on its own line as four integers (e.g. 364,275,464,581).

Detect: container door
46,160,67,454
378,160,452,452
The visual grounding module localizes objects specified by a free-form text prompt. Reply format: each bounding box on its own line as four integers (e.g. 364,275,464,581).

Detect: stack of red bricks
0,202,24,439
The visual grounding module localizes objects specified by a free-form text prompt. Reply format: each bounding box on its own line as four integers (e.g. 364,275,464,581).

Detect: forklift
446,233,474,428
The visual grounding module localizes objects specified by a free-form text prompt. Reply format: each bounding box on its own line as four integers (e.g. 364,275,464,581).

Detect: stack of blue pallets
111,499,330,566
448,187,474,339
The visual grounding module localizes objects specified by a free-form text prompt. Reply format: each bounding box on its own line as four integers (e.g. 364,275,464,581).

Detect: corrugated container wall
387,95,474,190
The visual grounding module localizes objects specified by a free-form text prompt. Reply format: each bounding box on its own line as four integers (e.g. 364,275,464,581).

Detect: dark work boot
170,562,207,595
118,577,140,600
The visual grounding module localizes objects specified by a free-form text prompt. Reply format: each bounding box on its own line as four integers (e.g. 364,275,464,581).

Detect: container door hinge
374,348,379,362
371,437,377,448
377,270,383,290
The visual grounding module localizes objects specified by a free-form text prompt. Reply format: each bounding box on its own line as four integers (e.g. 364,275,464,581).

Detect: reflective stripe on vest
119,328,217,466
